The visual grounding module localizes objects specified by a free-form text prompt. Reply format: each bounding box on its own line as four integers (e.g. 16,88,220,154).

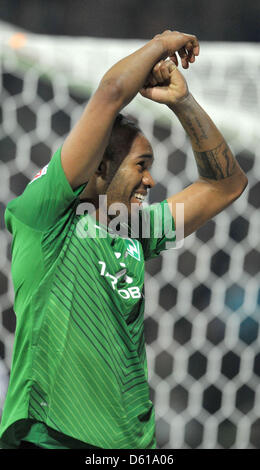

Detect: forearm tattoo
194,141,236,180
183,116,209,147
180,113,236,180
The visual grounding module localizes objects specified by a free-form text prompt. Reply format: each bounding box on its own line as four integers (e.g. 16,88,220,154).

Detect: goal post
0,20,259,449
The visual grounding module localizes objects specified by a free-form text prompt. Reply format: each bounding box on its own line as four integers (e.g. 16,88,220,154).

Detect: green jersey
0,147,175,449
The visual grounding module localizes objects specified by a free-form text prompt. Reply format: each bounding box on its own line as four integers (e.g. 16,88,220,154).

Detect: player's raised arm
61,31,200,189
140,58,248,238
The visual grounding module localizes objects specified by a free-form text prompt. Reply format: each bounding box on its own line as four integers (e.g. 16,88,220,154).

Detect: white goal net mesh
0,21,259,449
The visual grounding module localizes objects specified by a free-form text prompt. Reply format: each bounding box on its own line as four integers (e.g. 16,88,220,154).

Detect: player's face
106,132,155,217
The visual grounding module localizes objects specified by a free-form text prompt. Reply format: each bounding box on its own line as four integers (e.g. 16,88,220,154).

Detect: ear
96,160,108,178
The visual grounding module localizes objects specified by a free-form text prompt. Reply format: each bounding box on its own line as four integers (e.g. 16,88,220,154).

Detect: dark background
0,0,259,42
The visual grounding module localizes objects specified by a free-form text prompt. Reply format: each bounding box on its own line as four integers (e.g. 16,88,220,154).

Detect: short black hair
104,113,141,163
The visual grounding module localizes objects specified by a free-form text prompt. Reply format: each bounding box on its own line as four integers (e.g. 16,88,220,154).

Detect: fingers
186,40,196,62
145,59,177,88
154,60,171,85
178,47,189,69
173,31,200,58
154,29,200,68
161,61,172,81
153,60,165,83
177,40,197,69
169,53,179,67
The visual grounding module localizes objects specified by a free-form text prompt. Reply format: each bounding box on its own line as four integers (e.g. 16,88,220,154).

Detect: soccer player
0,30,247,449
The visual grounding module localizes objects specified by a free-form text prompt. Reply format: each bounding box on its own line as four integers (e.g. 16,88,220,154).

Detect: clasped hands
140,30,199,106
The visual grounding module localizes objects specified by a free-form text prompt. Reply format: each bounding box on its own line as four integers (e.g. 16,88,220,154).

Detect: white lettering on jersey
98,260,141,299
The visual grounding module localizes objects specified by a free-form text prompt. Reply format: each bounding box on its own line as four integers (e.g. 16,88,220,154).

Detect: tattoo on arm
183,116,209,147
194,141,236,180
176,109,237,180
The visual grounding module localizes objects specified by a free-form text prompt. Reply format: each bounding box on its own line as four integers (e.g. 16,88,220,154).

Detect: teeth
134,193,145,201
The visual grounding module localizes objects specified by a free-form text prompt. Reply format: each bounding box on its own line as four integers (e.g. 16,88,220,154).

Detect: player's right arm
61,31,200,189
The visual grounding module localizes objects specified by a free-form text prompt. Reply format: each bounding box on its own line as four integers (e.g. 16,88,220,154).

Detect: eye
137,161,145,169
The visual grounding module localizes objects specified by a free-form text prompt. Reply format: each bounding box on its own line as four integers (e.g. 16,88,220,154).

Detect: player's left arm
140,59,248,238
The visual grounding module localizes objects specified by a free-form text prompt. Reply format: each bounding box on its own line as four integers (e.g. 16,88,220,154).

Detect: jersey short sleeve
5,147,86,233
138,200,176,261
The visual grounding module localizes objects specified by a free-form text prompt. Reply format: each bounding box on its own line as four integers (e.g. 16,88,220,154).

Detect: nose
142,170,155,189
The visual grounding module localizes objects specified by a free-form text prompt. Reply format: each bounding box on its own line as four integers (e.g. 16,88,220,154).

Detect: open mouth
131,192,146,205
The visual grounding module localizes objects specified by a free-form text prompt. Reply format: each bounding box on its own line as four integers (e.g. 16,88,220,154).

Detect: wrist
152,36,167,59
167,92,194,112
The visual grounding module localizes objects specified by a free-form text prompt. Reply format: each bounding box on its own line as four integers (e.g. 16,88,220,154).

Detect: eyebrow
137,153,154,162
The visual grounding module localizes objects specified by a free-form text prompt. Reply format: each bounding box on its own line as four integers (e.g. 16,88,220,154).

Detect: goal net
0,20,259,449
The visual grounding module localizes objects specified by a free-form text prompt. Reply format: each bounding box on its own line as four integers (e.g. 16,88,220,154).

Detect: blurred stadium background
0,0,259,449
